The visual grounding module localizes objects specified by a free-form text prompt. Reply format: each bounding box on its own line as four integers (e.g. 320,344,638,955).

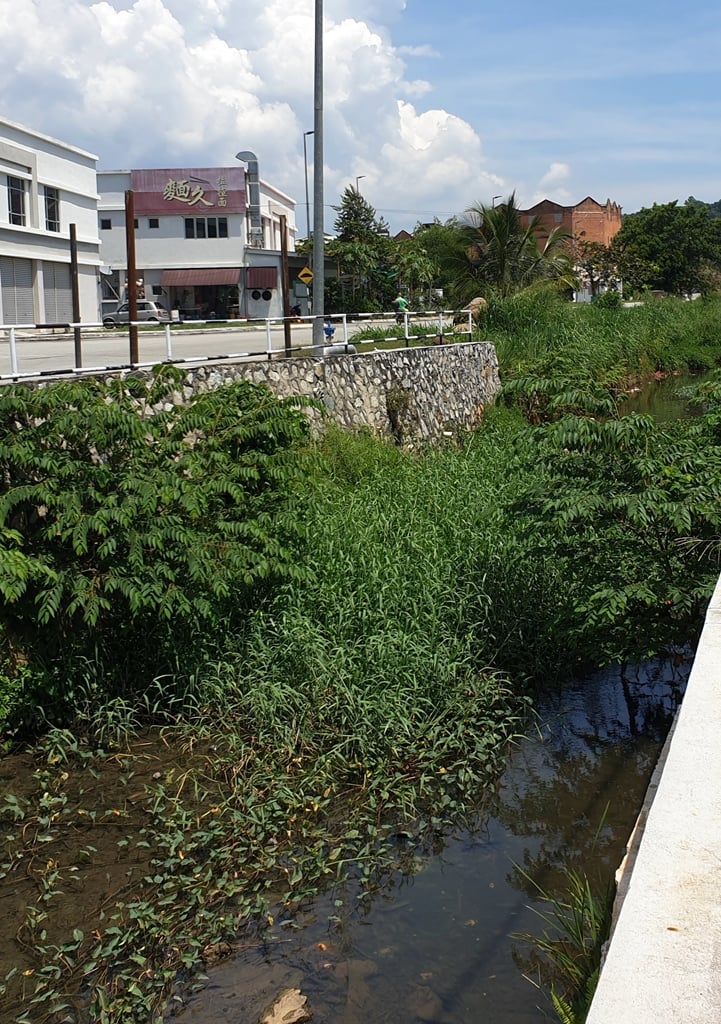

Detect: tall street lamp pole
492,195,502,207
311,0,325,354
303,130,314,254
355,175,366,193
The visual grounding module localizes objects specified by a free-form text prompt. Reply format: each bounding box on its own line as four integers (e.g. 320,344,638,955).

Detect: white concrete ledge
586,576,721,1023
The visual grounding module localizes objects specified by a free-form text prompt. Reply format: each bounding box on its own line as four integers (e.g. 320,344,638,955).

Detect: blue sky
0,0,719,233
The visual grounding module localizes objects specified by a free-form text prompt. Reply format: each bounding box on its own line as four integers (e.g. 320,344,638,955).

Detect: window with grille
7,176,26,226
185,217,229,239
44,186,60,232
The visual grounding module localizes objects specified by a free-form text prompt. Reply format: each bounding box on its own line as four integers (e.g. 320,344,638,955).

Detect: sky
1,0,720,235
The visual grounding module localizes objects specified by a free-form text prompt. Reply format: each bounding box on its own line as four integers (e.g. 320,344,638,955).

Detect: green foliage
574,239,620,298
411,217,469,302
613,199,721,295
510,381,721,663
513,866,613,1024
392,238,440,306
491,290,721,387
333,185,390,242
462,192,577,300
591,288,622,309
0,371,314,719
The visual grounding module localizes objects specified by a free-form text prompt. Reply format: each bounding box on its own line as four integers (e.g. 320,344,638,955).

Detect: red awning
245,266,278,289
160,268,241,287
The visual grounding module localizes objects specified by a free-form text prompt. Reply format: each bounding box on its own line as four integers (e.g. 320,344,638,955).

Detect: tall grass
487,290,721,385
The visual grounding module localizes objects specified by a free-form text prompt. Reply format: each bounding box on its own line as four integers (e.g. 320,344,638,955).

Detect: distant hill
686,197,721,218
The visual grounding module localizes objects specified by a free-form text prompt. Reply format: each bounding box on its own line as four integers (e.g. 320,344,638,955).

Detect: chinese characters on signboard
162,178,212,206
130,168,245,216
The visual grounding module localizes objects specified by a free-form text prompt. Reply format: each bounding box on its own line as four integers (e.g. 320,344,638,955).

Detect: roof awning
160,268,241,287
246,266,278,289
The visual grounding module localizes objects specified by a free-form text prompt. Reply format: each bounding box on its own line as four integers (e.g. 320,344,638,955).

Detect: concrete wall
149,341,500,444
0,117,101,324
586,576,721,1024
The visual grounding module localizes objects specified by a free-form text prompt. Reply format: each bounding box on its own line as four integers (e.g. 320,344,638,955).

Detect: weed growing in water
512,865,614,1024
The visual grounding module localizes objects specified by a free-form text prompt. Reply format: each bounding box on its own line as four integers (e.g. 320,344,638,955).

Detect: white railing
0,309,474,381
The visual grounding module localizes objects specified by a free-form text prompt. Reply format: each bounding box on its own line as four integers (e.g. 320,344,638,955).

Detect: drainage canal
179,655,688,1024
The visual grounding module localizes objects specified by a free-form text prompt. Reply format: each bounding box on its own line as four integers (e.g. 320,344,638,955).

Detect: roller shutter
42,262,73,323
0,256,34,325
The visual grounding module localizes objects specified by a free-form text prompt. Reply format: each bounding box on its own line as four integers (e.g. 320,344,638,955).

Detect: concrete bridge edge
586,575,721,1023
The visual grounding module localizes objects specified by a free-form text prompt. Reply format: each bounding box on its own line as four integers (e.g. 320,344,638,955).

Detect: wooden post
125,190,139,364
69,223,82,367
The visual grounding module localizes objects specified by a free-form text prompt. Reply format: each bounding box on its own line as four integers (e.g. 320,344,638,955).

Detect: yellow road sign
298,266,314,285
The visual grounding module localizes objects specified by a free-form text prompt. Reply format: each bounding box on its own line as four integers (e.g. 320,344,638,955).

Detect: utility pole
303,130,314,253
311,0,325,355
280,213,292,357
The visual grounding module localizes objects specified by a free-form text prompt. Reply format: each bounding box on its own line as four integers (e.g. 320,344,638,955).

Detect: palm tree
462,192,576,299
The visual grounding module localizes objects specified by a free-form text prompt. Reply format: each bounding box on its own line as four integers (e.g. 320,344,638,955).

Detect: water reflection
618,372,710,422
178,656,689,1024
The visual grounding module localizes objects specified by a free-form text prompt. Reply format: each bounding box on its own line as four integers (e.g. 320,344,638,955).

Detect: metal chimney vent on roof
236,150,263,248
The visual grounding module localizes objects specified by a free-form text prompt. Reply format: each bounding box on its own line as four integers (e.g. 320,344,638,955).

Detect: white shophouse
0,118,100,325
97,156,299,321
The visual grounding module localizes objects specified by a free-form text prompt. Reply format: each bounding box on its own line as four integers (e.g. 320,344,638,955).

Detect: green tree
612,200,721,295
327,187,393,310
512,382,721,663
0,371,314,709
392,237,440,306
333,185,389,242
411,218,468,304
462,193,576,299
574,239,619,298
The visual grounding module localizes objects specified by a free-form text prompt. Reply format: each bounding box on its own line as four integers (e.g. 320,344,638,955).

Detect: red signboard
130,167,246,216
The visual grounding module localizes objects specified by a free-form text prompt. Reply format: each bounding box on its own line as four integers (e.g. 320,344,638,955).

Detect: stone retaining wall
172,341,500,443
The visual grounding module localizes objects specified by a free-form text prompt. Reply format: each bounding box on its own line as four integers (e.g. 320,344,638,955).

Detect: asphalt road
0,322,327,379
0,312,461,380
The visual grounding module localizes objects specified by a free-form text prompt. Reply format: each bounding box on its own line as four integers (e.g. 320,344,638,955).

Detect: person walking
392,293,409,323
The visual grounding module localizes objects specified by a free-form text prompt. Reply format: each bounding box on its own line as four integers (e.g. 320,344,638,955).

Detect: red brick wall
521,197,622,247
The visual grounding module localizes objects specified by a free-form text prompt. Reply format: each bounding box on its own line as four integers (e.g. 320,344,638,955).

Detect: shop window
7,176,26,226
44,186,60,232
185,217,229,239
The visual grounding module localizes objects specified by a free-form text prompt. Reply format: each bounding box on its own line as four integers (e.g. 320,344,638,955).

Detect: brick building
520,196,622,247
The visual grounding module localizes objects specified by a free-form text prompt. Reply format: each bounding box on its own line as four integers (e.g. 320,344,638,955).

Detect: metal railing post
9,327,18,375
164,322,173,361
404,311,410,347
341,313,349,350
265,317,273,361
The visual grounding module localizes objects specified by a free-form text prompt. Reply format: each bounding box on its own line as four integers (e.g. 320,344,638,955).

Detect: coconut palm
462,192,577,299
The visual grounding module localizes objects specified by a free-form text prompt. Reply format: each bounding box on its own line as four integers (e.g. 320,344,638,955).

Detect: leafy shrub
0,371,315,721
590,289,622,309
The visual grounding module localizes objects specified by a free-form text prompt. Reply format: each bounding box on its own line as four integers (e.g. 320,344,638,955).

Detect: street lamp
311,0,325,354
355,175,366,193
492,195,502,207
303,130,314,248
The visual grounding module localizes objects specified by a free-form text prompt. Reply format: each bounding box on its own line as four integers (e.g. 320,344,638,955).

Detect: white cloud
397,44,440,58
0,0,500,230
530,163,573,207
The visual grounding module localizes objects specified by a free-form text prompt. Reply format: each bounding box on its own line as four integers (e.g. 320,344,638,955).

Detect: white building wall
97,167,297,319
0,117,100,324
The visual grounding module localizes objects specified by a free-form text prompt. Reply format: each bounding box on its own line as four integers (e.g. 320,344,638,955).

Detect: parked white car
103,300,170,327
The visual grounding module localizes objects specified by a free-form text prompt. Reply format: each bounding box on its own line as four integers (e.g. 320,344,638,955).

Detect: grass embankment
1,293,721,1021
488,288,721,385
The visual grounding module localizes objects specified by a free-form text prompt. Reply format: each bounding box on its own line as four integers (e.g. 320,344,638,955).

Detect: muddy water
619,370,712,421
178,656,688,1024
